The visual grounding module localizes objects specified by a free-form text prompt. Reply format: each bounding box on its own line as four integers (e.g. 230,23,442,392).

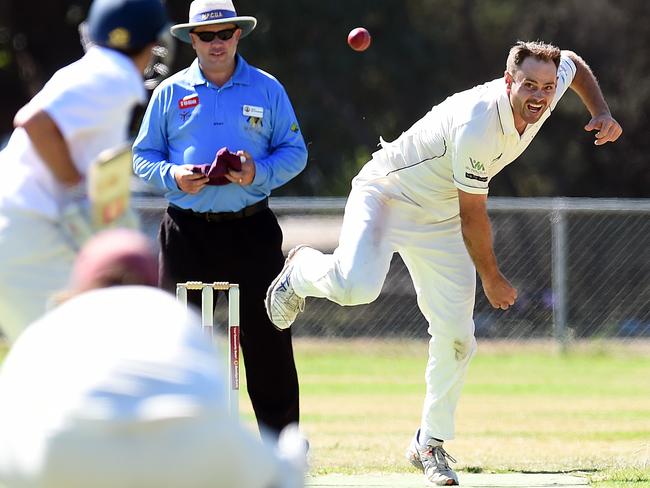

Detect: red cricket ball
347,27,372,52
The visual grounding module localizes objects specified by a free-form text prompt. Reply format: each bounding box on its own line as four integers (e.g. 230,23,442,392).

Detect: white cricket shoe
265,246,306,330
406,429,459,486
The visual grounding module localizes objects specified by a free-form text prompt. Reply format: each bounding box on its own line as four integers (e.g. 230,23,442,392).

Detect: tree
2,0,648,197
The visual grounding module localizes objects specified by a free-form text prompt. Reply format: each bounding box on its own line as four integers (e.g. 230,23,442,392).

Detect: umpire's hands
174,164,209,194
225,150,256,186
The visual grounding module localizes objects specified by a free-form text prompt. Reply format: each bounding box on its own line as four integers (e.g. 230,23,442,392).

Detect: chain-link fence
135,196,650,345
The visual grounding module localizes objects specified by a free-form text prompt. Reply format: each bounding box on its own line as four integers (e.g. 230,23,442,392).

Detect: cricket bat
87,144,133,228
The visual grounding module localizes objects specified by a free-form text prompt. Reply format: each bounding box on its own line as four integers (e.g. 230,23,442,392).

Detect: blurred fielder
0,228,307,488
0,0,170,343
266,41,622,485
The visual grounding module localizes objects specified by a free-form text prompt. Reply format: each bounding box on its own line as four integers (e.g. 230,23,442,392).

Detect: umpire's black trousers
159,200,299,435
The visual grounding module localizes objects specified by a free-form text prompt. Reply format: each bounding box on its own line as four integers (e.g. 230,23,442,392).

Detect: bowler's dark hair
506,40,561,73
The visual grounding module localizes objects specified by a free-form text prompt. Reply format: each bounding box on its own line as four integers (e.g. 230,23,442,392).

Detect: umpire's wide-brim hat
171,0,257,44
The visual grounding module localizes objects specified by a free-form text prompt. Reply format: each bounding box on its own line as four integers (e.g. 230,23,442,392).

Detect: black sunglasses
191,28,238,42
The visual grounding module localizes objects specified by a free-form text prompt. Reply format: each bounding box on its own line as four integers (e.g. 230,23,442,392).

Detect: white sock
419,430,444,446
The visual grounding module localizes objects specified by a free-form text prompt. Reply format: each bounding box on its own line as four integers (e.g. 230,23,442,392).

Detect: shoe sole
265,245,307,331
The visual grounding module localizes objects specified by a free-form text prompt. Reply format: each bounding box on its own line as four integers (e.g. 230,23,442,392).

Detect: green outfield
243,339,650,486
1,338,649,486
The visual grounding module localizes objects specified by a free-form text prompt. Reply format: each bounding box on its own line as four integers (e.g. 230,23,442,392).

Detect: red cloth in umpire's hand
192,147,243,185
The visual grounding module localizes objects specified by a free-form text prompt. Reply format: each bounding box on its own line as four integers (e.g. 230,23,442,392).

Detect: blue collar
186,54,251,88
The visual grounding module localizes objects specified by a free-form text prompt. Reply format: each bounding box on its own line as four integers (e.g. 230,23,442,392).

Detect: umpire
132,0,307,437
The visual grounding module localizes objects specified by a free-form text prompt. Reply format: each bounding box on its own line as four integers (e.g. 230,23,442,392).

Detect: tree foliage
1,0,647,197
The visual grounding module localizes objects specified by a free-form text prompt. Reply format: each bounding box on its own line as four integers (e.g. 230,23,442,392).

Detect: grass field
1,338,649,486
240,339,650,486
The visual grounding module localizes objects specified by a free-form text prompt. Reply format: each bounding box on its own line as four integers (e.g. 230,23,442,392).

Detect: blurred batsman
0,0,171,343
0,228,307,488
266,41,622,485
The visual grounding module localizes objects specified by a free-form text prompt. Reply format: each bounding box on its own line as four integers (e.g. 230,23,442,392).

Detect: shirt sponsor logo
179,95,199,109
465,172,488,183
247,116,263,128
469,157,486,172
243,105,264,118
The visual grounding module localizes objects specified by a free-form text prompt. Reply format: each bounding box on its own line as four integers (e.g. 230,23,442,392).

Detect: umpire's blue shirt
133,55,307,212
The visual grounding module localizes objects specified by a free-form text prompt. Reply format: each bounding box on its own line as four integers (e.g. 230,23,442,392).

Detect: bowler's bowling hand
482,272,518,310
174,164,209,194
585,114,622,146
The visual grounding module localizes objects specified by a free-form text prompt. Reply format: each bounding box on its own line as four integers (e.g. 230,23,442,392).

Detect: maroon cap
192,147,243,185
70,228,158,292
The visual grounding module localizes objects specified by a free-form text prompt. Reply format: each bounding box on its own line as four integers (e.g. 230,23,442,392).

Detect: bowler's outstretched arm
563,50,623,145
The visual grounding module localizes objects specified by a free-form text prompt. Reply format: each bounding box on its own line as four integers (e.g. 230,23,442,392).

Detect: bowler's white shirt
0,46,145,219
358,55,577,221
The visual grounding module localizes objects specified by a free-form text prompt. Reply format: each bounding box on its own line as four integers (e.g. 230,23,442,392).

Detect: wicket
176,281,240,415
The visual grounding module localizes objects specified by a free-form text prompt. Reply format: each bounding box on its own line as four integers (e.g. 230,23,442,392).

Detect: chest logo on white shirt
465,172,488,183
465,157,488,182
469,158,486,172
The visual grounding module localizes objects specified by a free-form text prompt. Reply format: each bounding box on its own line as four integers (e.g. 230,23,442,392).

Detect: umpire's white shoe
265,246,306,330
406,429,459,486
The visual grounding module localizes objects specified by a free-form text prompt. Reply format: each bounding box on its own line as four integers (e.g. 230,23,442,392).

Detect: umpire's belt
169,198,268,223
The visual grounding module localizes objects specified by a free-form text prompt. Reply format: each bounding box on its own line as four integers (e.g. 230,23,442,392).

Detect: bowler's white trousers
290,176,477,440
0,207,75,343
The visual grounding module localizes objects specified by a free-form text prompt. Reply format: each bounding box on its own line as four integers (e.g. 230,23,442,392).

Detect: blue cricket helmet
87,0,169,51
